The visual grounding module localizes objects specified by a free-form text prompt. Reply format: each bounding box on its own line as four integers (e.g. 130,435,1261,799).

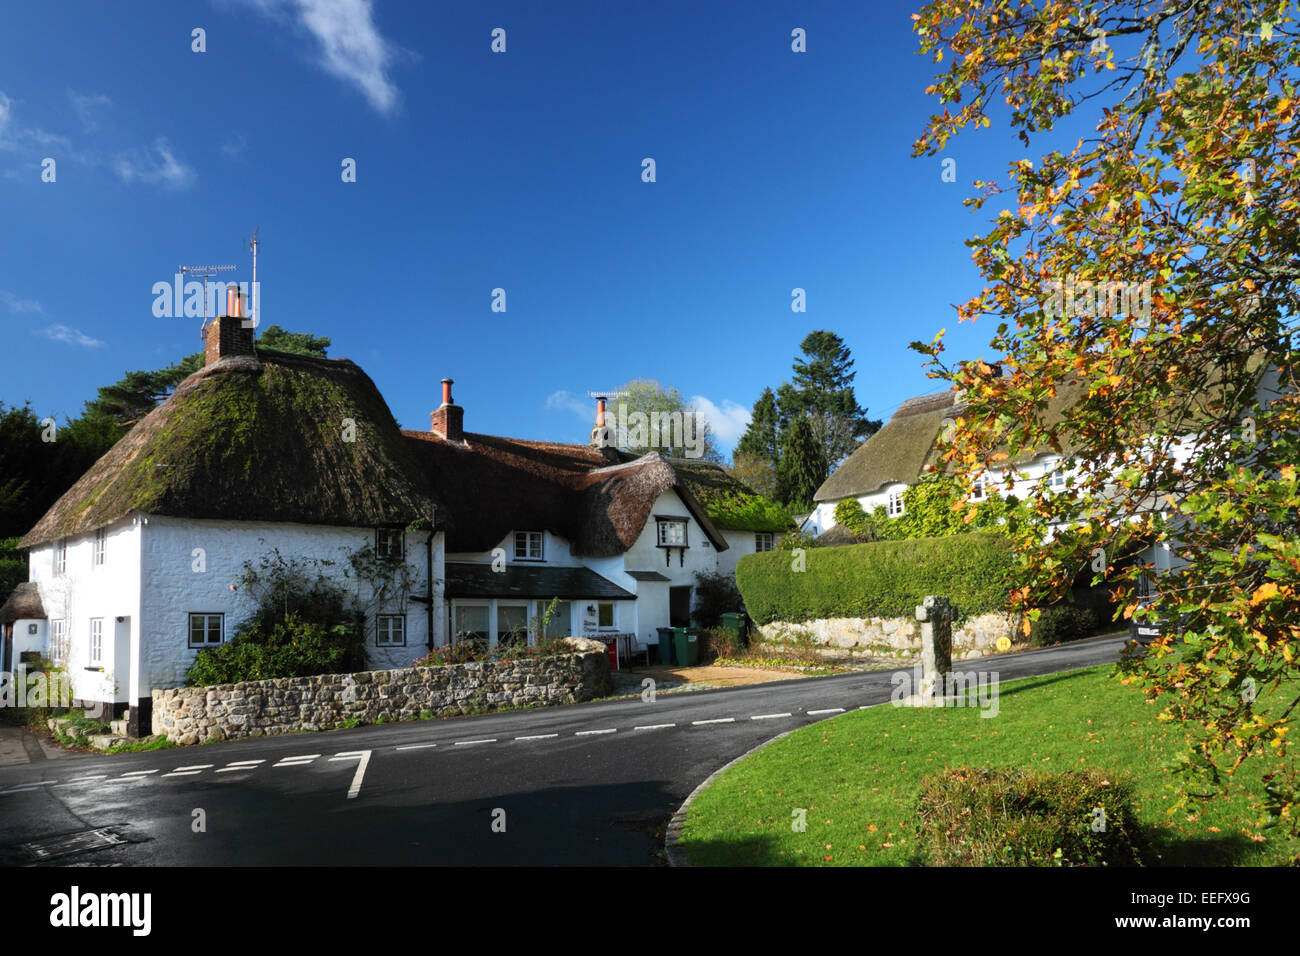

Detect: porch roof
445,563,635,600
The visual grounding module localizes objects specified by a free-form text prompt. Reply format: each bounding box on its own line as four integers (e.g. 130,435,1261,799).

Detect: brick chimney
590,395,621,461
203,283,255,366
430,378,464,442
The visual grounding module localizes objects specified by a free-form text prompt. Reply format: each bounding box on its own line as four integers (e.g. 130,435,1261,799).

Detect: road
0,634,1132,866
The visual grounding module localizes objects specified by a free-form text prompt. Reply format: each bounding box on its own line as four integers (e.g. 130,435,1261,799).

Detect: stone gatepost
915,595,953,705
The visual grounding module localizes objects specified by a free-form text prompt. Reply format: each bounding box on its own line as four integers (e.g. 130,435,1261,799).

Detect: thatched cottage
10,308,787,732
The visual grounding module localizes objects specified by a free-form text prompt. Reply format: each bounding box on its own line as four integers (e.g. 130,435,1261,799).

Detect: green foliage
1027,604,1098,648
185,553,367,686
691,570,745,628
609,378,724,463
911,0,1300,827
258,324,330,356
913,767,1147,867
775,416,827,506
0,536,25,600
785,330,882,468
736,533,1015,624
704,491,793,533
736,387,780,462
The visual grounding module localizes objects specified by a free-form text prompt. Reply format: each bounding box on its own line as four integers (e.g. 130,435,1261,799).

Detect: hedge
734,532,1015,624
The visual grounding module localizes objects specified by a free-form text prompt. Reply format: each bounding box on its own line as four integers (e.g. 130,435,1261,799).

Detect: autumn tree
912,0,1300,831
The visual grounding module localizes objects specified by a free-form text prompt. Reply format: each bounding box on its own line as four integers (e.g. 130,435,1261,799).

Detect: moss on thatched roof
20,350,446,548
666,458,794,532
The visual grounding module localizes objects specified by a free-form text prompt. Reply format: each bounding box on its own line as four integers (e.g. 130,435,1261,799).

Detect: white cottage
17,312,446,734
11,312,786,733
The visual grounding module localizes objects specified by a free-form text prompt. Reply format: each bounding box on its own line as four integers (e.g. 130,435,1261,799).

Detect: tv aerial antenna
246,228,260,330
181,263,237,336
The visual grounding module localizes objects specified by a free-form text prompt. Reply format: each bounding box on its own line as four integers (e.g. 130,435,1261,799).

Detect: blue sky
1,0,1035,453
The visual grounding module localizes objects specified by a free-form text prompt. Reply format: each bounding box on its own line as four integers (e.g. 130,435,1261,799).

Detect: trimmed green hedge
735,533,1015,624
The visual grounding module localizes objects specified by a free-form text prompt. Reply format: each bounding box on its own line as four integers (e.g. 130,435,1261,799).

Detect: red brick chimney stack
203,283,255,366
430,377,464,442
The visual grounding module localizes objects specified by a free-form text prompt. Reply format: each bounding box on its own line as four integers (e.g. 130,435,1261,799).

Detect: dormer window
376,528,404,559
514,531,544,561
656,517,688,547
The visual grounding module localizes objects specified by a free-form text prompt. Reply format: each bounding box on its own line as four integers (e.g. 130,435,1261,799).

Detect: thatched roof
814,391,958,502
0,583,45,623
815,355,1275,504
663,458,795,532
402,430,732,556
20,350,447,548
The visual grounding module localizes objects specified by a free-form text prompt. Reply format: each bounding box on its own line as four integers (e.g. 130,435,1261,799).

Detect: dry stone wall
152,637,612,744
756,611,1021,665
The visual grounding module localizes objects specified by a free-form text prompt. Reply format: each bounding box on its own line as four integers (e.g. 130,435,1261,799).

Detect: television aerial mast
180,263,237,336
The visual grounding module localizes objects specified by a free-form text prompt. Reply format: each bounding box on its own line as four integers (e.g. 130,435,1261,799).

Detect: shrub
698,627,739,662
913,766,1148,866
736,533,1015,625
186,610,365,686
1028,605,1097,647
691,570,745,628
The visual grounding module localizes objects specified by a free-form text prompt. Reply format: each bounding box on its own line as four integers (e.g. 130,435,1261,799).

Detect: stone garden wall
151,637,612,744
756,611,1021,665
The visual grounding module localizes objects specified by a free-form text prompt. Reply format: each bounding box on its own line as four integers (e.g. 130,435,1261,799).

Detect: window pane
598,603,614,627
542,601,571,639
498,605,529,645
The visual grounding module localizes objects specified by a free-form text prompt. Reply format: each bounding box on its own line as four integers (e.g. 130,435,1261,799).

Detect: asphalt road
0,635,1133,866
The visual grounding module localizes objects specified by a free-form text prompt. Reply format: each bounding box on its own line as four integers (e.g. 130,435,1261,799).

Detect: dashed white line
216,759,266,773
120,770,159,777
751,713,792,720
1,781,56,794
634,723,676,731
393,743,437,751
273,754,322,764
66,775,107,783
162,770,204,778
575,728,616,736
515,734,559,741
453,738,497,746
692,718,735,725
172,765,213,772
808,708,846,715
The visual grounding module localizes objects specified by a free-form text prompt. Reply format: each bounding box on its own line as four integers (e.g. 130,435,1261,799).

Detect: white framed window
755,532,775,552
55,539,67,575
51,620,66,664
93,528,107,566
887,490,905,517
496,603,530,647
1044,459,1067,489
89,618,103,666
375,528,404,559
514,531,544,560
377,614,406,647
188,613,223,648
656,517,688,547
969,475,987,502
597,602,615,628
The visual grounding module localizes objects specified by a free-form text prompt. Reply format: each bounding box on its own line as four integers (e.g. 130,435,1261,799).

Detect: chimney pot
441,378,454,406
430,377,463,442
596,396,607,428
225,283,242,318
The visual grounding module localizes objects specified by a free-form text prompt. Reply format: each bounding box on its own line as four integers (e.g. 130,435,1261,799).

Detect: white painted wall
28,518,141,707
139,516,444,692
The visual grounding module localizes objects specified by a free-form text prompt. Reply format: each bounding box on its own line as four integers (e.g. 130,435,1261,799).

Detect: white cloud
0,90,10,138
220,130,249,159
232,0,405,114
114,138,196,189
689,395,751,446
0,290,44,315
33,324,105,348
545,389,592,420
69,90,112,131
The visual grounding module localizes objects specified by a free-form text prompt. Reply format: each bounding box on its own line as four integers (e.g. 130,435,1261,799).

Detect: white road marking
634,723,676,731
1,781,56,794
173,765,213,772
66,775,108,783
808,708,846,715
751,713,792,720
332,750,372,800
273,754,322,764
162,770,204,778
515,734,558,741
120,770,158,777
393,743,437,751
452,739,497,746
216,759,266,773
692,718,735,725
575,728,616,736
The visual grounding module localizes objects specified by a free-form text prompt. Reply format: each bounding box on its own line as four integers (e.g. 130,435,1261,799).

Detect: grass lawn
678,663,1300,866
